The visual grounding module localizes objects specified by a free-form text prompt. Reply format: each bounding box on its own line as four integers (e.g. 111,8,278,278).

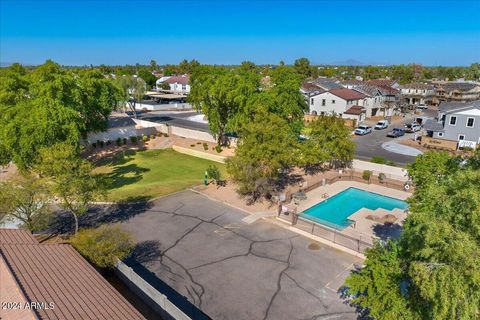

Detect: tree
206,165,222,185
158,81,171,90
137,68,157,89
0,174,52,231
71,225,135,268
344,150,480,319
189,66,259,145
300,115,355,172
294,57,313,79
226,112,299,200
36,143,106,234
149,59,158,71
0,61,120,169
113,75,146,118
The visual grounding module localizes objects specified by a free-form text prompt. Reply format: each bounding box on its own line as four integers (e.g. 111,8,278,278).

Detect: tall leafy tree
0,61,120,169
113,75,146,117
0,174,52,231
226,112,299,200
344,150,480,320
36,143,106,234
294,57,313,79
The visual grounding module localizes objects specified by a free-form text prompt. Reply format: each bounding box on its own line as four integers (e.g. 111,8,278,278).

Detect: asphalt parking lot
118,191,362,320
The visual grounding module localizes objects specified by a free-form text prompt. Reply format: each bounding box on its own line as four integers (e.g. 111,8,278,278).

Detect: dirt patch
307,242,322,250
173,137,235,157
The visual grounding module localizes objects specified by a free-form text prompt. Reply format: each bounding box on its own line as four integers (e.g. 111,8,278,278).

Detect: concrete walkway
381,141,423,156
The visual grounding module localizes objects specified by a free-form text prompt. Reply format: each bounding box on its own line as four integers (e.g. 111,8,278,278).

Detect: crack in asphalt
262,238,294,320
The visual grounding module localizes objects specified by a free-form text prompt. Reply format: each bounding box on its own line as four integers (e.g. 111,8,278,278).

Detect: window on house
310,98,314,105
438,132,444,137
449,116,457,125
467,117,475,127
458,135,465,141
322,99,326,106
332,100,336,104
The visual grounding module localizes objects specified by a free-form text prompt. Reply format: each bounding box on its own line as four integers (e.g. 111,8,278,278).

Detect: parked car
405,123,421,133
416,104,428,110
374,120,389,130
354,124,372,135
387,128,405,138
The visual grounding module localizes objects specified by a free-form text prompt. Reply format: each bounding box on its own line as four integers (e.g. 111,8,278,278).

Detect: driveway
354,110,435,166
118,191,361,320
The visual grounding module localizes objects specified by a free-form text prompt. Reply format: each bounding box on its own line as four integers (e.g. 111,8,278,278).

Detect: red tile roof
329,88,366,101
0,229,145,320
345,105,366,115
0,228,38,245
165,75,189,85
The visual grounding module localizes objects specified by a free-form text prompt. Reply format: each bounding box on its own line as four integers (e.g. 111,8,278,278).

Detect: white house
400,83,435,105
156,75,190,94
309,88,367,118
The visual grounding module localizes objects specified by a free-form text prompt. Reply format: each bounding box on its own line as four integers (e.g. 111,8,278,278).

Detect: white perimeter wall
86,127,137,143
352,159,409,181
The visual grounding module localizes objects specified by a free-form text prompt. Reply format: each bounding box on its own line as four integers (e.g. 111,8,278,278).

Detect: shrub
142,135,148,142
96,140,101,148
190,144,196,147
92,142,97,148
197,141,202,144
378,172,386,182
157,132,163,137
71,225,135,269
163,133,169,137
385,160,396,166
99,140,105,148
206,165,222,184
362,170,372,181
371,156,386,164
130,136,138,144
122,138,127,145
150,134,155,140
203,142,209,150
116,137,122,146
106,140,112,146
214,145,222,153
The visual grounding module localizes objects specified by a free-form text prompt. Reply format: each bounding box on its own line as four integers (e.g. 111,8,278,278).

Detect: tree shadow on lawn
104,163,150,190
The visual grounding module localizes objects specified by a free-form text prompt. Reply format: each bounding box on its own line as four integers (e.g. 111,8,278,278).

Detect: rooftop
329,88,367,101
345,105,366,115
438,100,480,113
0,229,145,320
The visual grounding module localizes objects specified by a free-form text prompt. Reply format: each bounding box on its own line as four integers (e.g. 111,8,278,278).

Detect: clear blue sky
1,0,479,66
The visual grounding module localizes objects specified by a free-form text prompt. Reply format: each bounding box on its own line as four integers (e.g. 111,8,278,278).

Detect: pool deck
295,181,410,244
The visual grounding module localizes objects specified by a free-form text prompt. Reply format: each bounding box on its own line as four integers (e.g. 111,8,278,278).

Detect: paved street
135,109,437,166
117,191,362,320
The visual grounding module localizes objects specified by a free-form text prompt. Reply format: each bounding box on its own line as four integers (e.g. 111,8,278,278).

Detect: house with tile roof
0,229,145,320
399,83,435,106
433,82,480,105
156,74,190,94
308,88,367,123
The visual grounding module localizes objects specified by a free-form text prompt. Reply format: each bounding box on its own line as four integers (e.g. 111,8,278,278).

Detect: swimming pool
301,187,408,230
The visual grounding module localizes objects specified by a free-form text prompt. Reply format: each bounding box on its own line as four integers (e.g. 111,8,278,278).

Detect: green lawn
94,149,226,202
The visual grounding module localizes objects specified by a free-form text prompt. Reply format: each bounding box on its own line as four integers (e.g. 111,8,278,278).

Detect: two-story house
399,83,435,106
423,100,480,149
156,75,190,94
309,88,367,122
433,82,480,105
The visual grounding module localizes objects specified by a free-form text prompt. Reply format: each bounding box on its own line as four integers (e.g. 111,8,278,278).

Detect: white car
416,104,428,110
354,124,372,135
374,120,389,130
405,123,421,133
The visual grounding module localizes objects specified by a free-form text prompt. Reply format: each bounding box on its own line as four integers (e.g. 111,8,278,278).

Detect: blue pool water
301,187,408,230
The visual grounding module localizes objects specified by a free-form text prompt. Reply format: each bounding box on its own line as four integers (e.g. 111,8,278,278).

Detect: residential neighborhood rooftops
366,79,397,88
312,77,343,90
164,75,189,85
400,83,434,90
351,84,381,97
437,82,479,92
329,88,367,100
0,229,145,320
438,100,480,113
301,82,325,94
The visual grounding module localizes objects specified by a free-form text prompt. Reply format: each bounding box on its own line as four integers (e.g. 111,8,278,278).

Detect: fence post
311,223,315,234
